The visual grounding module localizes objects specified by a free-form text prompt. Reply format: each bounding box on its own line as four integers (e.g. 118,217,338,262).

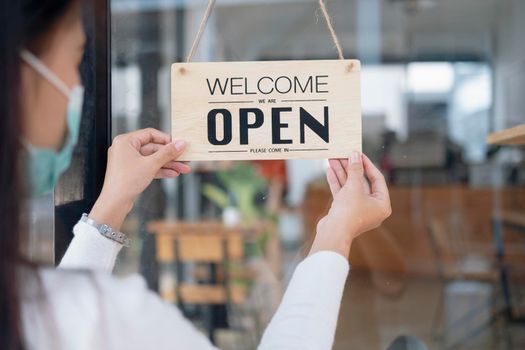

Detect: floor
214,269,525,349
333,271,525,350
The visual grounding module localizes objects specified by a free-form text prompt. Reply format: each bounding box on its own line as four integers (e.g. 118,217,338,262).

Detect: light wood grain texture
152,226,243,263
150,221,249,305
171,59,362,161
161,285,247,304
486,123,525,145
148,221,231,236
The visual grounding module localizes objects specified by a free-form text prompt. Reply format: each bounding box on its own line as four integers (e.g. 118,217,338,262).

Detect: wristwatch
80,213,131,247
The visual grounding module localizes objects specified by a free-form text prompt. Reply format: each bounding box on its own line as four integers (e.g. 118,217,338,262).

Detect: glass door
49,0,525,348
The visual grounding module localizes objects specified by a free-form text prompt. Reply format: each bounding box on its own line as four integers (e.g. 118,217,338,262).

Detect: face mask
20,50,84,197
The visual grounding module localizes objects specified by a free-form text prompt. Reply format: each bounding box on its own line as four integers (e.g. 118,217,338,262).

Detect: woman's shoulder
38,266,147,295
23,267,215,349
22,267,156,349
24,266,146,306
35,267,156,317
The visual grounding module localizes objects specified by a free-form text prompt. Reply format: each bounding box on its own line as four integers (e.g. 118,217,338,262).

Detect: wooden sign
171,59,361,161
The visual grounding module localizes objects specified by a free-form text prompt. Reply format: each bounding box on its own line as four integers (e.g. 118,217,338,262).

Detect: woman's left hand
309,153,391,258
89,128,191,230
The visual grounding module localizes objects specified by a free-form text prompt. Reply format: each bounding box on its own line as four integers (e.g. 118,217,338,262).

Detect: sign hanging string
186,0,345,62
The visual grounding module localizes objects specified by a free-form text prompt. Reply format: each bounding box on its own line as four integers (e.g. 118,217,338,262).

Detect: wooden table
486,124,525,145
147,220,273,341
492,210,525,322
487,123,525,322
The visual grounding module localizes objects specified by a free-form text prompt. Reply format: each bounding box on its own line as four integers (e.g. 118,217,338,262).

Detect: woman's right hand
309,152,392,258
89,128,191,230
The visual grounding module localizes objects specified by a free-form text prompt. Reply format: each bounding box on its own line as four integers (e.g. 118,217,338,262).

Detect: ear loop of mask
20,49,72,99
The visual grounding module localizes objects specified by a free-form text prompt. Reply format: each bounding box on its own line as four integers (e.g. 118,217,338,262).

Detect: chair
492,210,525,322
426,219,505,348
148,221,249,342
428,219,498,282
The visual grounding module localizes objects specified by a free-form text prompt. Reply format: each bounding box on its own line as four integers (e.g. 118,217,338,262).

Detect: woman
0,0,391,349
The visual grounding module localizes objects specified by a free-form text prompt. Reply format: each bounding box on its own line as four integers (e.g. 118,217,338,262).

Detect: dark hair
0,1,77,348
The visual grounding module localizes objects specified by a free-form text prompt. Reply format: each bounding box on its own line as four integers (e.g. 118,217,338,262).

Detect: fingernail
350,151,361,164
174,140,186,151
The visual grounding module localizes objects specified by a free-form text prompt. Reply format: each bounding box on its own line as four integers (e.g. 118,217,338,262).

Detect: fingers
326,167,341,196
142,143,191,173
345,151,364,188
155,169,180,179
149,140,187,168
129,128,171,147
328,159,347,187
362,154,389,201
162,161,192,174
140,143,162,156
140,142,191,159
363,176,372,195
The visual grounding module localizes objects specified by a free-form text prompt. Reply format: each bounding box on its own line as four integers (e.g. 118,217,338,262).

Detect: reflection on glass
110,0,525,349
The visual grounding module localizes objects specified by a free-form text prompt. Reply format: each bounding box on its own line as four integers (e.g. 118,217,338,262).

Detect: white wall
493,0,525,130
361,65,407,139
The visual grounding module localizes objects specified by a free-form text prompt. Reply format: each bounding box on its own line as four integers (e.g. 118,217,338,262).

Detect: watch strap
80,213,131,247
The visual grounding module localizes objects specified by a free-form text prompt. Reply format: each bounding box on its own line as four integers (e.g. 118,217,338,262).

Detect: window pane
111,0,525,348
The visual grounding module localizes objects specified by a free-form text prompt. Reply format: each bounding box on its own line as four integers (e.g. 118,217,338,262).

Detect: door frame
54,0,111,263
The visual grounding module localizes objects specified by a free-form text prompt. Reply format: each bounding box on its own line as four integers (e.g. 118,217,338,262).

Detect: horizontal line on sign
208,150,248,153
289,148,329,152
281,99,327,102
208,101,254,104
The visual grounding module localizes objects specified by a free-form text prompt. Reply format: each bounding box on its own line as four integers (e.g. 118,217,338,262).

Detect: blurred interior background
28,0,525,349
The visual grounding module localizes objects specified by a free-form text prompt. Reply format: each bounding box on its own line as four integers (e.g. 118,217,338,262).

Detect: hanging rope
318,0,344,60
186,0,345,62
186,0,216,62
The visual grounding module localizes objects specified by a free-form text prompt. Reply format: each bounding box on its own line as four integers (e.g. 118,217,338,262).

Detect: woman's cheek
45,91,70,150
20,76,69,150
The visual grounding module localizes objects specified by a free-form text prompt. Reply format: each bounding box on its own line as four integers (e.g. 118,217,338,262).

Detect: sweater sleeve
59,220,122,272
57,219,349,349
258,251,350,350
92,251,348,350
95,274,221,350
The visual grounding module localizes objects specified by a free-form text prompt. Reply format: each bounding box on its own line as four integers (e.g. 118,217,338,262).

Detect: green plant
202,163,267,225
203,163,274,258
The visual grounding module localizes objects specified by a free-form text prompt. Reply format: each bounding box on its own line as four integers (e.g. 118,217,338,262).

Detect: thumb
345,151,364,188
150,140,187,167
